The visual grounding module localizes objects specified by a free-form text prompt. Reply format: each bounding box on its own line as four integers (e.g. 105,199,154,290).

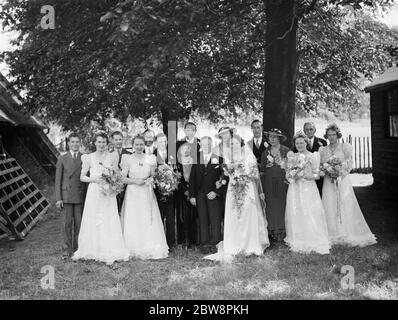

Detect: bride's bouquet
153,164,181,201
98,163,125,197
320,156,343,182
285,153,309,182
224,160,259,219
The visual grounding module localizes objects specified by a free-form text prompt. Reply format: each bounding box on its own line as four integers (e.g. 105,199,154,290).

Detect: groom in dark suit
55,133,86,259
110,131,131,213
303,122,327,196
176,122,200,246
189,136,227,249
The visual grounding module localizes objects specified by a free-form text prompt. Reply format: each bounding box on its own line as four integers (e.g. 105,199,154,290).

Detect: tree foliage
0,0,397,133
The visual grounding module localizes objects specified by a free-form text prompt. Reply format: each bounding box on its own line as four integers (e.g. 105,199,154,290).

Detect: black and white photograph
0,0,398,304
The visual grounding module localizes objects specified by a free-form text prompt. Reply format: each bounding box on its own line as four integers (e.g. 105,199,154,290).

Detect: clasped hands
190,191,218,206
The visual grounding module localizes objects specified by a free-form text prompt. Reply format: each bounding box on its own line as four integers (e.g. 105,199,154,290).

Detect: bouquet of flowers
153,164,181,201
223,160,259,219
285,153,309,182
320,156,343,182
264,150,285,168
98,163,125,197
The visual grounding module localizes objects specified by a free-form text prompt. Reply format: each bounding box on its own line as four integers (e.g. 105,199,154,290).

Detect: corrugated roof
365,66,398,92
0,73,46,128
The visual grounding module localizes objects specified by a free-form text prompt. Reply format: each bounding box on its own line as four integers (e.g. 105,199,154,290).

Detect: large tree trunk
263,0,298,148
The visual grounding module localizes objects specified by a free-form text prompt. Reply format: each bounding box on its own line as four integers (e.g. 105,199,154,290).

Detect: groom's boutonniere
318,141,323,147
211,157,219,165
263,141,269,148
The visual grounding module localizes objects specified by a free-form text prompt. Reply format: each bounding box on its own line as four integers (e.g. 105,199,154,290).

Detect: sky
0,2,398,75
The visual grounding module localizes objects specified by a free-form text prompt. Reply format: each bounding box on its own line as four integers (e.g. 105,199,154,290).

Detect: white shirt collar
70,151,78,157
186,137,195,144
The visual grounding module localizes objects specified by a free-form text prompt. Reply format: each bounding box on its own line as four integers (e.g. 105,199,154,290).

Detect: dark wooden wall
370,87,398,187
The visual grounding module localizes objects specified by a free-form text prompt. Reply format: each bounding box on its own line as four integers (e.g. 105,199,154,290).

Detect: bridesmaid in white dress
120,135,169,260
320,124,377,247
72,133,129,265
205,135,269,263
284,132,330,254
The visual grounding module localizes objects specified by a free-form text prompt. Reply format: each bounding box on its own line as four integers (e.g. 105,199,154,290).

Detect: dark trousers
157,193,176,248
61,203,82,254
116,189,126,214
196,192,223,245
316,178,324,197
177,196,199,246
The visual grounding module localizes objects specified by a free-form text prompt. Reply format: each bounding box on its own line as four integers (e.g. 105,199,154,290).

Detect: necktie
255,139,259,149
73,152,77,160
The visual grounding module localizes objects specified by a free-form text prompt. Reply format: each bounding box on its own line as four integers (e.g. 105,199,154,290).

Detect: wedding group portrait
0,0,398,302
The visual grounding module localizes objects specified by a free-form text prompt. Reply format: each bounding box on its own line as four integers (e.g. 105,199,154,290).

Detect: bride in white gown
320,124,377,247
284,132,330,254
72,133,129,265
205,135,269,263
120,135,169,259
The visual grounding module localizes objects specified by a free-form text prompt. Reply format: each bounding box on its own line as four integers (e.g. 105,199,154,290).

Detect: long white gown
320,143,377,247
284,151,331,254
120,153,169,259
205,146,269,263
72,152,129,265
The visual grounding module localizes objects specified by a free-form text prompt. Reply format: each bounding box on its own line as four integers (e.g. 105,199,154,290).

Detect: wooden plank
0,213,7,225
6,189,39,216
0,165,21,176
0,158,16,167
0,233,9,240
14,197,46,226
0,181,33,203
354,137,357,169
18,203,50,238
0,221,10,234
358,137,362,169
0,173,27,189
0,205,21,240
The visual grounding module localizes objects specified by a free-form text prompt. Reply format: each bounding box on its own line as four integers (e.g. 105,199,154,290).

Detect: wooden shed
0,73,59,240
364,65,398,188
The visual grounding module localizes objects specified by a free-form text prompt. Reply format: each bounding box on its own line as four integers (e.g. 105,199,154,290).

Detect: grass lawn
0,180,397,300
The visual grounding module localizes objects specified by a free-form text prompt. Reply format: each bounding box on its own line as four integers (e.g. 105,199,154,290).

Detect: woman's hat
264,128,287,142
214,126,237,139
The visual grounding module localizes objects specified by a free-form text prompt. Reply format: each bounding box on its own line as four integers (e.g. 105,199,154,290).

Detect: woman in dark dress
260,128,290,242
176,142,198,247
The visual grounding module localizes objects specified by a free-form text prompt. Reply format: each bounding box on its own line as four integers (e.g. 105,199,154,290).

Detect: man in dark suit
154,132,178,249
247,120,268,167
303,122,327,195
55,133,86,259
110,131,131,213
189,136,227,249
176,122,200,246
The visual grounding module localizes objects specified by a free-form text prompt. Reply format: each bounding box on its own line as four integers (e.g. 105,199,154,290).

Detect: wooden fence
341,135,372,174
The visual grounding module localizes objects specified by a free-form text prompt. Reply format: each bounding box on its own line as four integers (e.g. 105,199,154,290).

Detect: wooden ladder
0,157,50,240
